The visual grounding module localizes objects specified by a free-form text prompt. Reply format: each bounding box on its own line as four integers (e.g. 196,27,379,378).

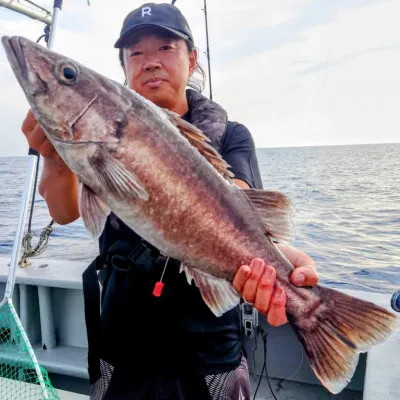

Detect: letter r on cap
142,7,151,17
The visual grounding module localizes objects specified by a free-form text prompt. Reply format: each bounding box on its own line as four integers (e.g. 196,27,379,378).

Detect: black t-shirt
181,109,263,191
97,115,263,375
220,122,263,190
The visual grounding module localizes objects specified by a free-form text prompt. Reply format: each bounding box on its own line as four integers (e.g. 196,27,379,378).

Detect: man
22,3,318,399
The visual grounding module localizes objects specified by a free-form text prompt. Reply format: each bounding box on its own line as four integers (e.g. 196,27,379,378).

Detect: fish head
1,35,131,148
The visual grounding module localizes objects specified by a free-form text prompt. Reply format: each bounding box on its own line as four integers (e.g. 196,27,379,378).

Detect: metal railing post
1,0,64,305
0,0,52,25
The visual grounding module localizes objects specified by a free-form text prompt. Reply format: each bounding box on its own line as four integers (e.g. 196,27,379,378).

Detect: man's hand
276,243,318,286
22,109,62,162
21,109,80,224
232,244,318,327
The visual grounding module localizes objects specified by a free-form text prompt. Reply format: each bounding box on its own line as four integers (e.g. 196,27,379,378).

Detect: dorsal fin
163,109,235,180
242,188,294,243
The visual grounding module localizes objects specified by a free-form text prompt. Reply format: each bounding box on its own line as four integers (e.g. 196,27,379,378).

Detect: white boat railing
0,0,52,25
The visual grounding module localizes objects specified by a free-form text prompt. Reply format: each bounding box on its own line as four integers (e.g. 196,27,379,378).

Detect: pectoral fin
78,183,110,238
180,263,240,317
89,151,149,201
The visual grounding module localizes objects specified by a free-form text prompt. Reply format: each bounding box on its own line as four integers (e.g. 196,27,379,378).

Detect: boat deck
0,377,364,400
0,256,399,399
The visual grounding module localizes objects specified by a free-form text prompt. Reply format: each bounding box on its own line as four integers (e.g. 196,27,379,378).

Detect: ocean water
0,143,399,294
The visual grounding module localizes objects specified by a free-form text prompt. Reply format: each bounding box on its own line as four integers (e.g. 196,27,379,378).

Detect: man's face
123,30,196,109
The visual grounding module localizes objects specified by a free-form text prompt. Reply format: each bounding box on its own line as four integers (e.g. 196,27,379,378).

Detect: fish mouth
2,36,28,85
1,35,47,97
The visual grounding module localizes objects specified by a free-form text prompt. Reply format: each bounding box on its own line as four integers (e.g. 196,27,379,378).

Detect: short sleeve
220,122,263,189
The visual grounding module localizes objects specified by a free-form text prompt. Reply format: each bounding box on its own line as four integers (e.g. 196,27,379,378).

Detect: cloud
297,45,400,75
210,0,400,147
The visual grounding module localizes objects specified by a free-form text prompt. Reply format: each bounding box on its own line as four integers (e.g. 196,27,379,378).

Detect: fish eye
63,67,76,80
54,61,78,85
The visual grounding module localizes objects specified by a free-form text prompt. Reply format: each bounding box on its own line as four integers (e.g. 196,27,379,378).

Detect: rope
19,27,54,268
19,221,54,268
36,24,50,44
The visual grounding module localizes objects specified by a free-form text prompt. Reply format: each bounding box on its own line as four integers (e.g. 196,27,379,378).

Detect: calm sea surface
0,143,399,294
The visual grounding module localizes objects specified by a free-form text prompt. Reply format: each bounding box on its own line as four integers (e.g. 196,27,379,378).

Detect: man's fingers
267,287,288,327
25,124,58,160
241,258,265,304
254,265,275,315
275,243,318,287
291,266,319,286
21,110,55,158
21,109,37,136
40,139,57,159
26,123,46,150
233,265,251,293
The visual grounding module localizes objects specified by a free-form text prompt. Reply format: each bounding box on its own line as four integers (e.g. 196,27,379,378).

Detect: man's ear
121,48,128,74
123,68,128,86
189,48,198,76
121,54,128,86
122,70,128,86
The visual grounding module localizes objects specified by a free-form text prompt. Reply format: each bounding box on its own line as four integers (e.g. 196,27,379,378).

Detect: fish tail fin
290,286,398,394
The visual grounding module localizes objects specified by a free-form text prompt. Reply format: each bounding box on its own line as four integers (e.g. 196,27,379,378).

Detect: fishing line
252,329,263,400
261,327,278,400
280,341,304,384
251,325,305,400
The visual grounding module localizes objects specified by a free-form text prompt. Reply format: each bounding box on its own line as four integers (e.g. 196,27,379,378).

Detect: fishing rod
172,0,213,99
202,0,212,99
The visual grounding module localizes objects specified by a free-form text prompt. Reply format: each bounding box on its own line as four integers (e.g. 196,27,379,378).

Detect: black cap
114,3,193,48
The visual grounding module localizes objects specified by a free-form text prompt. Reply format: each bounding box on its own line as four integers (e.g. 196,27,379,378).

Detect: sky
0,0,399,157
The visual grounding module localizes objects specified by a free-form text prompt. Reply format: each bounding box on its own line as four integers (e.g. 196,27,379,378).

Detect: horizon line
1,141,399,158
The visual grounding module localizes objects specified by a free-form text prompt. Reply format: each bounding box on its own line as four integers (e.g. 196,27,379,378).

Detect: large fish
2,35,398,394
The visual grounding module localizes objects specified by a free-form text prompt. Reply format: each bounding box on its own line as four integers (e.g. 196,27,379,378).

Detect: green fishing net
0,300,59,399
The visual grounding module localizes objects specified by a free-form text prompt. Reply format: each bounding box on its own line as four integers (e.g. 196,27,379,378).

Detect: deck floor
0,372,364,399
54,376,362,400
57,389,88,400
250,375,362,400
